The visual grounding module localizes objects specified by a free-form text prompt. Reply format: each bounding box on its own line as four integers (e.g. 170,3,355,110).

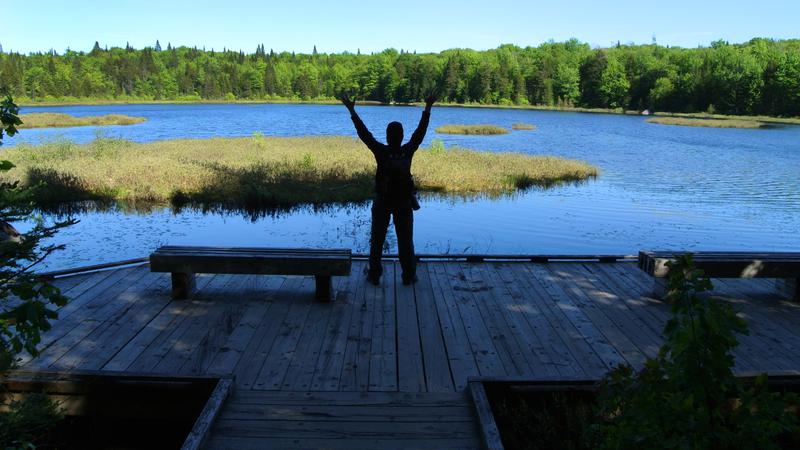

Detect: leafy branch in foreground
595,253,800,449
1,93,73,448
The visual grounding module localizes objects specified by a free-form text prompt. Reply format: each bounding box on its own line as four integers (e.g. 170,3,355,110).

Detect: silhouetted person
339,92,437,285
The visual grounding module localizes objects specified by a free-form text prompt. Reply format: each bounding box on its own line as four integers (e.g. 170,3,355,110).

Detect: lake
7,103,800,271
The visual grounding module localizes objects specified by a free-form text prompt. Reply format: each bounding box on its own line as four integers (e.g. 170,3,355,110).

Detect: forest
1,38,799,116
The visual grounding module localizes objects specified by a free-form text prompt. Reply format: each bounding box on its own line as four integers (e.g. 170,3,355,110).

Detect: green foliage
4,39,800,116
0,392,62,449
595,254,800,449
427,139,446,156
0,93,72,449
0,96,22,142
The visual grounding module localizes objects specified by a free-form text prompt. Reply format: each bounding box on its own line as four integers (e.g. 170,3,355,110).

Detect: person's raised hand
424,87,440,109
337,92,356,111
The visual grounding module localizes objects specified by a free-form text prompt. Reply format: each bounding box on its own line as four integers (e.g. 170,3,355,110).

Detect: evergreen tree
155,40,162,52
90,41,102,56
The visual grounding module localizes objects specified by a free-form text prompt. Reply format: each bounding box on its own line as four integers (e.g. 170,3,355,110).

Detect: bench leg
776,278,799,302
315,275,332,302
171,272,196,300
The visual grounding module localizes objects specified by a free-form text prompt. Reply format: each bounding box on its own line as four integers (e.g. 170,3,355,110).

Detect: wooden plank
369,262,398,391
310,269,359,391
425,262,480,391
505,263,609,376
337,262,370,391
535,263,638,368
101,274,216,371
210,418,479,439
151,246,352,276
205,276,286,375
233,276,298,390
282,276,341,390
56,268,123,299
50,270,107,294
181,378,233,450
495,262,588,377
434,262,505,378
455,262,533,377
156,245,351,255
479,263,562,378
48,273,172,371
179,275,262,375
20,266,149,367
220,404,476,422
710,278,800,372
205,436,481,450
253,276,316,389
24,267,155,369
579,263,668,360
226,390,471,406
413,261,455,393
150,274,248,374
126,274,235,373
556,263,664,362
396,262,426,393
468,381,504,450
348,263,378,392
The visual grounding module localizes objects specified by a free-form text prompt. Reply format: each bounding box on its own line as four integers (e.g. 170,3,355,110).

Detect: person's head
386,121,403,147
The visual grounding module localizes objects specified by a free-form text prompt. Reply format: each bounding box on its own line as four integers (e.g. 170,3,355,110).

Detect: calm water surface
8,104,800,270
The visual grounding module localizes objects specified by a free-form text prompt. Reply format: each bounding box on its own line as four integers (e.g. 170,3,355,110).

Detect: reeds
18,113,146,129
1,136,598,209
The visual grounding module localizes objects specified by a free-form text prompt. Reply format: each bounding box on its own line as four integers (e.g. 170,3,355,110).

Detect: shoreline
18,99,800,125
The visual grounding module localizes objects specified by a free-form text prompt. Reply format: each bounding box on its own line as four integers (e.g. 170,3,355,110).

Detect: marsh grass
512,122,536,130
435,124,510,135
645,117,768,129
18,113,146,129
1,136,597,210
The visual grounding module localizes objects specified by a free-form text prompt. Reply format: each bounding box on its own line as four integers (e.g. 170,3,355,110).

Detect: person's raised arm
406,90,438,150
338,93,379,150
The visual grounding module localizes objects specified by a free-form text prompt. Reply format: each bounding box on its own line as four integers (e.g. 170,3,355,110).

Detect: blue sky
4,0,799,54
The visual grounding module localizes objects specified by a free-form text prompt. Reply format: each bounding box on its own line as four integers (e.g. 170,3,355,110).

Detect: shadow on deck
26,260,800,449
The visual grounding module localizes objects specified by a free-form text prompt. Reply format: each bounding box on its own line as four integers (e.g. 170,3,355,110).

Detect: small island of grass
18,113,146,129
435,124,510,135
511,122,536,130
1,136,597,209
645,117,767,129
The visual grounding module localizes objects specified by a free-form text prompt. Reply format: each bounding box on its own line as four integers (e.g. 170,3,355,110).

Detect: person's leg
368,199,391,284
393,203,416,284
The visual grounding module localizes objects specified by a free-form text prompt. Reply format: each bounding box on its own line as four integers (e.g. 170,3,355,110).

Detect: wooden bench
638,251,800,301
149,246,352,301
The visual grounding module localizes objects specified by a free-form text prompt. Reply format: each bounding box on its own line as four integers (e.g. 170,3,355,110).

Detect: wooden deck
27,260,800,449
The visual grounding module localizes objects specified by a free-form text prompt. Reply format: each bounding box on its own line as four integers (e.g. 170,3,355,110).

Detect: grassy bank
19,113,146,128
435,124,510,135
645,117,768,129
512,122,536,130
0,136,597,210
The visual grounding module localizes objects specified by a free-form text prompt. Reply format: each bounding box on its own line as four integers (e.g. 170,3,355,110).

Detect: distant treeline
1,38,799,116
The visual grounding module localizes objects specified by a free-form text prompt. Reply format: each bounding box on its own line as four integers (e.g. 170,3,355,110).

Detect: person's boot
365,266,381,286
402,273,418,285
